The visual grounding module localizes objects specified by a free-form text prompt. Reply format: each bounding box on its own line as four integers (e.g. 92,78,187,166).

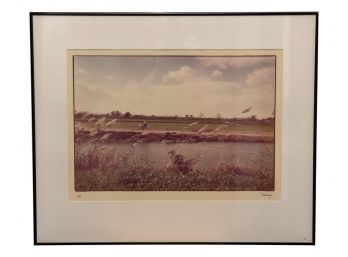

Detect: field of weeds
75,128,274,144
78,119,274,134
73,113,275,192
74,144,274,191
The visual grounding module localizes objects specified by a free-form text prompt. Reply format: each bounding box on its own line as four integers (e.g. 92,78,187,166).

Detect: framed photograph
68,49,282,201
31,12,318,244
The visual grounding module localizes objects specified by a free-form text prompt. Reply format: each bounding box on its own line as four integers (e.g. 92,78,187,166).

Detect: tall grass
75,129,274,144
74,144,274,191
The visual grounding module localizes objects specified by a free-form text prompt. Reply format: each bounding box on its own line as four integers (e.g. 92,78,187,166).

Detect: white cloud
162,66,198,83
105,75,114,81
246,66,275,87
212,69,223,77
197,56,275,70
74,60,276,118
113,74,243,117
74,81,117,113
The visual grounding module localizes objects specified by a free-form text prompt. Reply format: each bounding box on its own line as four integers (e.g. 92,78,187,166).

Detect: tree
124,111,131,118
199,112,206,118
110,110,122,118
215,113,222,119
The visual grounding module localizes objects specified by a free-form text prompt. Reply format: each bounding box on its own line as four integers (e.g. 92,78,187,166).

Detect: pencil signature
261,193,273,199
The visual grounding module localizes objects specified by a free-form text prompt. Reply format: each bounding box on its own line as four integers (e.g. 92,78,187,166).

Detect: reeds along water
73,117,275,191
74,141,275,192
74,128,274,144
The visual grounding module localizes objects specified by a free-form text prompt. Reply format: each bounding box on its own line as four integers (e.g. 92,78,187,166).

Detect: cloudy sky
74,55,275,118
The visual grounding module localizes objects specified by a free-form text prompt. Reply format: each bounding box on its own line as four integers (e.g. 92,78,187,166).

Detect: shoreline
75,128,274,144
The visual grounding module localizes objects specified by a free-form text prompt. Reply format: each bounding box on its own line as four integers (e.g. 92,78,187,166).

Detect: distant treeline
75,110,275,125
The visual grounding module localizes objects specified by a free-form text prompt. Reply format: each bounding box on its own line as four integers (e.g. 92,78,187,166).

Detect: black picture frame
30,12,318,245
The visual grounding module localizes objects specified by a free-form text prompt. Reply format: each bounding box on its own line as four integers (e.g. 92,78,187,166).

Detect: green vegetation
74,145,274,191
75,129,274,144
75,167,274,191
74,112,275,191
80,119,274,134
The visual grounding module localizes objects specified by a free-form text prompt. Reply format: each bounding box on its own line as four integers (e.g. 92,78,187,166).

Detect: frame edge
30,11,318,246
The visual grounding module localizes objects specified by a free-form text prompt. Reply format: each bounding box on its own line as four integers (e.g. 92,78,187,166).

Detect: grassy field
74,145,274,191
75,167,274,191
74,116,275,191
79,119,274,134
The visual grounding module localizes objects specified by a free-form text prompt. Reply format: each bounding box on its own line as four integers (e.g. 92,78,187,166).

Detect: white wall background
0,0,346,256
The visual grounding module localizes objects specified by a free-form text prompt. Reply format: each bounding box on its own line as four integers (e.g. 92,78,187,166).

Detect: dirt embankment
75,129,274,144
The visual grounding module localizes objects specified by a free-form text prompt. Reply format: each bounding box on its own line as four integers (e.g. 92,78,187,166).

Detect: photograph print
70,50,281,197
